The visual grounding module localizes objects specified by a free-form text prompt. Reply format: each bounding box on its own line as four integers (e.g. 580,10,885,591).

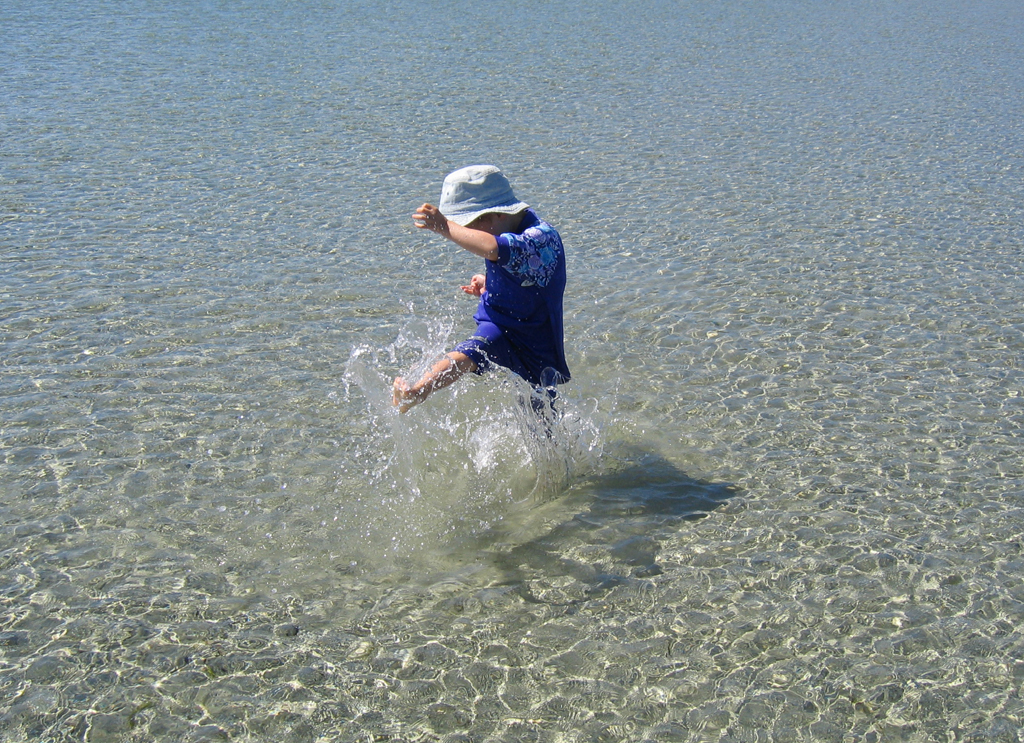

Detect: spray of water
341,312,604,571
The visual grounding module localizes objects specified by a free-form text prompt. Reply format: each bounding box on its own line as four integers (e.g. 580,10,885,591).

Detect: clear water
2,0,1023,740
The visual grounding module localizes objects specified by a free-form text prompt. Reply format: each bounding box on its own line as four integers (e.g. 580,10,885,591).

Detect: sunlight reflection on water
2,0,1023,740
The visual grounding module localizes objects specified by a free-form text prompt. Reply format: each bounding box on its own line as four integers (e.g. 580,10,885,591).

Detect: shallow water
2,0,1023,740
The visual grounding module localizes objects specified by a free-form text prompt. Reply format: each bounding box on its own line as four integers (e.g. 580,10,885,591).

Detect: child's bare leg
392,352,477,413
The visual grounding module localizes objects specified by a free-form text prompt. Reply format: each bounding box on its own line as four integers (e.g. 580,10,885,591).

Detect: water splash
341,313,605,569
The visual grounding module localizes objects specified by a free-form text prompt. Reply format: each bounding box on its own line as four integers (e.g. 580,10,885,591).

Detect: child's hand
413,203,450,236
460,274,486,296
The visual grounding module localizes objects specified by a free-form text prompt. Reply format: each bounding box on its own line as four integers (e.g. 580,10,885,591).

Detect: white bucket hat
437,165,529,226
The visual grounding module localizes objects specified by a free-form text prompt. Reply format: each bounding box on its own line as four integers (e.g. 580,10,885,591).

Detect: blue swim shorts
453,321,541,386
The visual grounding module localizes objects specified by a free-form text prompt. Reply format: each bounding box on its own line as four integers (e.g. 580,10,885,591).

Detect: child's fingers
412,212,440,231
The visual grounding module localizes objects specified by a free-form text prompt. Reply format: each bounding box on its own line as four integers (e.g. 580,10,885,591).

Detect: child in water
392,165,570,412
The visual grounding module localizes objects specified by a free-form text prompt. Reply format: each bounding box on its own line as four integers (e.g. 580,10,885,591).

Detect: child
393,165,570,413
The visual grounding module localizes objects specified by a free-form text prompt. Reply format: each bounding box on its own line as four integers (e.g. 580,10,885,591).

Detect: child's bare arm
413,204,498,261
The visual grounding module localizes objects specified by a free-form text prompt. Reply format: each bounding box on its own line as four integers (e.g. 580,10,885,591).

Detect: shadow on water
483,448,739,601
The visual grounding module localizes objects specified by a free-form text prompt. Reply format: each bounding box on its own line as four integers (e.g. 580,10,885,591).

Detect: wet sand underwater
2,0,1023,740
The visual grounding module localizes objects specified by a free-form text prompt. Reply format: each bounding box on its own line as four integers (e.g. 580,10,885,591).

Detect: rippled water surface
3,1,1023,741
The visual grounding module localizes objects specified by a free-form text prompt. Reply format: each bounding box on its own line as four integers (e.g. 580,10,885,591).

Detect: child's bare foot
392,377,422,413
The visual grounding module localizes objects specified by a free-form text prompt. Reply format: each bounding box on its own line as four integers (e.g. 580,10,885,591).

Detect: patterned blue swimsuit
453,209,570,387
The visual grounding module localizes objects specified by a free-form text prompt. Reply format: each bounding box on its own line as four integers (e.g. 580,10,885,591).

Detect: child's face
469,212,522,236
467,213,501,235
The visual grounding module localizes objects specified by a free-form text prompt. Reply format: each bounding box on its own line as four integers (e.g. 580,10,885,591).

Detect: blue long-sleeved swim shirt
474,209,570,384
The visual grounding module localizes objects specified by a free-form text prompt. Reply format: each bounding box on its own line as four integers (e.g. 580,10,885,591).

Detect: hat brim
442,200,529,227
